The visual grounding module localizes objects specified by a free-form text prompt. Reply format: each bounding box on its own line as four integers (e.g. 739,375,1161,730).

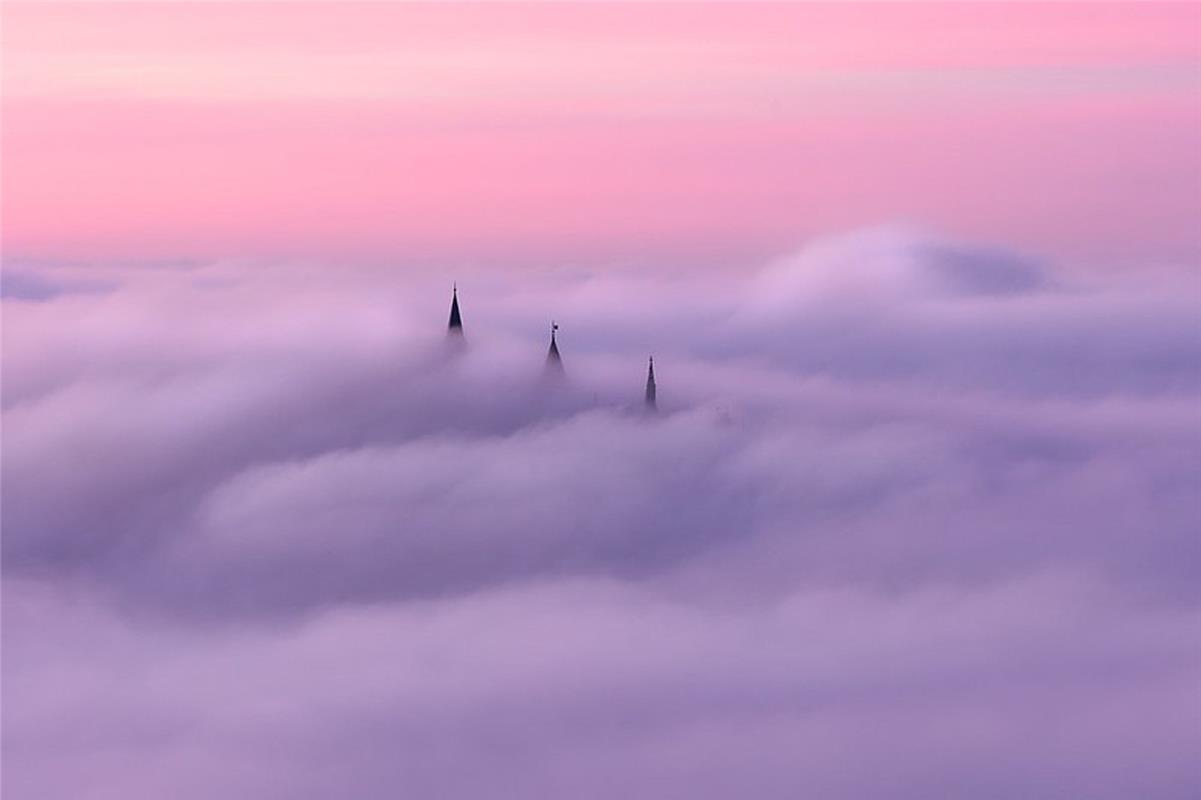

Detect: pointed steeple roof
644,356,657,411
544,321,564,375
447,283,463,335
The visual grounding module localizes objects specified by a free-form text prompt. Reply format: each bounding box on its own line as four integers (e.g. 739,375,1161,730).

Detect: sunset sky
4,5,1200,799
5,2,1200,268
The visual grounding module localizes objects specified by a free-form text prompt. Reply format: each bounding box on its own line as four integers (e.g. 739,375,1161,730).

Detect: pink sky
4,2,1200,269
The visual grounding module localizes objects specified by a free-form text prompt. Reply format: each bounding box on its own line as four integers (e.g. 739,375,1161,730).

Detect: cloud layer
4,229,1200,799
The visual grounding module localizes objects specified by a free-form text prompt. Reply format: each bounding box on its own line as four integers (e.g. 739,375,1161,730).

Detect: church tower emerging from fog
437,292,662,407
645,356,657,411
448,283,463,337
545,322,564,376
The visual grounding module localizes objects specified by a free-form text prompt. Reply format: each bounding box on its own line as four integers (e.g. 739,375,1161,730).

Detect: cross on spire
545,321,564,375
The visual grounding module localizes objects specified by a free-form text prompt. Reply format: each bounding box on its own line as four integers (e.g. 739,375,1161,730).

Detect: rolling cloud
4,229,1199,798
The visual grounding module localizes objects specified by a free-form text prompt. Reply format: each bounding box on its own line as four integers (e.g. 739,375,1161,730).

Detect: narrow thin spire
447,282,463,336
644,355,657,411
545,321,564,375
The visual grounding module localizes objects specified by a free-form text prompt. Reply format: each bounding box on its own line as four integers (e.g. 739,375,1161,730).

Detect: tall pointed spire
447,282,463,337
544,321,564,375
644,356,657,411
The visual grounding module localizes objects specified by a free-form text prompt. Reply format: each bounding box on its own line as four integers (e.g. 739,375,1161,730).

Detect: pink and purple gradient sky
4,2,1200,269
4,6,1201,799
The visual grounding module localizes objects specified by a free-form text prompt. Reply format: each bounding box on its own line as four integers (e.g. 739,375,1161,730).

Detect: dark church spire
447,282,463,336
644,356,657,411
545,321,564,375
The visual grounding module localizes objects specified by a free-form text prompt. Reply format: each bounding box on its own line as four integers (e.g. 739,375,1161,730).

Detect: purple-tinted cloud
3,229,1199,798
